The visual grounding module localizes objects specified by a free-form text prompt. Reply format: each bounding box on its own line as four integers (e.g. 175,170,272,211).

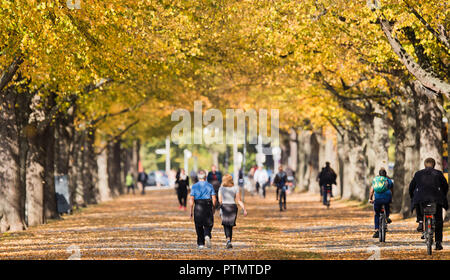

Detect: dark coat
318,167,337,186
409,167,449,210
207,171,222,184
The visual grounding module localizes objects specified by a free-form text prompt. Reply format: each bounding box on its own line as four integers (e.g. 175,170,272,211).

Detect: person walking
176,169,190,211
189,170,217,249
254,166,269,198
138,170,148,195
273,166,288,211
126,173,135,194
218,174,247,249
409,158,448,250
207,165,222,209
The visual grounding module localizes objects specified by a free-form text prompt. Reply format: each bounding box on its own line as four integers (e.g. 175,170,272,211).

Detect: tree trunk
347,129,367,201
0,88,26,232
69,129,86,208
97,145,111,202
107,141,124,196
288,128,298,172
296,129,309,192
418,93,443,170
308,132,320,194
81,129,99,205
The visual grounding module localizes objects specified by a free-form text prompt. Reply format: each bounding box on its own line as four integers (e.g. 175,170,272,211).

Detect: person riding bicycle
408,157,448,251
369,168,393,238
273,166,288,211
317,162,337,205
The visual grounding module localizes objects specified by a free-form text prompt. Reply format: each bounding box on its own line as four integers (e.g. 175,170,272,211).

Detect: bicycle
322,184,332,209
422,203,436,255
379,205,387,242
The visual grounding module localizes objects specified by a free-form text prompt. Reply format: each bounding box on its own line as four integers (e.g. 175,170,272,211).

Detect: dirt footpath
0,188,448,260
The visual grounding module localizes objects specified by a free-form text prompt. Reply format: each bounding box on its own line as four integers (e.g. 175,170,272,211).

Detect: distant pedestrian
126,173,135,194
273,166,288,211
190,170,198,184
218,174,247,249
254,166,269,198
189,170,217,249
207,165,222,209
176,168,190,211
138,170,148,195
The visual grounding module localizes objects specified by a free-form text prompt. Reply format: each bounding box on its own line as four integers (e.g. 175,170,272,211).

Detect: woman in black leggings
218,174,247,249
176,169,189,210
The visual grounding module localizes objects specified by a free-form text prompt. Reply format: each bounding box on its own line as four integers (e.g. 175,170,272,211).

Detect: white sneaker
205,236,211,248
198,245,205,249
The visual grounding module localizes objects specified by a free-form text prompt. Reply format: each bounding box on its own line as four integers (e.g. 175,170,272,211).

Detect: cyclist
273,166,288,211
369,168,393,238
409,157,448,251
317,162,337,205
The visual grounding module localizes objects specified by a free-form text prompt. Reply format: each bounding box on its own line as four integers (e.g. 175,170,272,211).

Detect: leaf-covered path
0,188,449,260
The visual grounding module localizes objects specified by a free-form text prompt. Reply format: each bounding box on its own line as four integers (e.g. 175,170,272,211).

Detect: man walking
138,170,148,195
409,158,448,250
207,165,223,196
273,166,288,211
189,170,217,249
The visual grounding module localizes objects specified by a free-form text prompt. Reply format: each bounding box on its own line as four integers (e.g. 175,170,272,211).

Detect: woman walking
218,174,247,249
176,169,189,210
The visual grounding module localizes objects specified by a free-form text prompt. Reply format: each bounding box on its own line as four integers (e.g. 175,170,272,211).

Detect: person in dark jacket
176,168,190,211
409,157,449,250
138,170,148,195
317,162,337,202
207,165,223,208
273,166,288,211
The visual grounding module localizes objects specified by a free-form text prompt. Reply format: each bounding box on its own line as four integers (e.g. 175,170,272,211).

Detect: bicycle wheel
326,192,330,209
379,214,385,242
426,218,433,255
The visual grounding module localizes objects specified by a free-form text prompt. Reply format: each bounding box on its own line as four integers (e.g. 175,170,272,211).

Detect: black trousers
127,184,135,194
223,225,233,241
278,187,286,210
195,224,212,246
177,190,187,207
416,203,444,243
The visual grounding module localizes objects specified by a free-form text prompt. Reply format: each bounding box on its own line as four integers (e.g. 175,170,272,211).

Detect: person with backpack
317,162,337,205
369,168,393,238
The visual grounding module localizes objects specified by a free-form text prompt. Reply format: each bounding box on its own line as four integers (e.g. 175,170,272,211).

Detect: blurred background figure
126,173,135,194
207,165,223,197
138,169,148,195
285,167,296,193
175,168,190,211
317,162,337,200
190,169,199,184
254,166,269,198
